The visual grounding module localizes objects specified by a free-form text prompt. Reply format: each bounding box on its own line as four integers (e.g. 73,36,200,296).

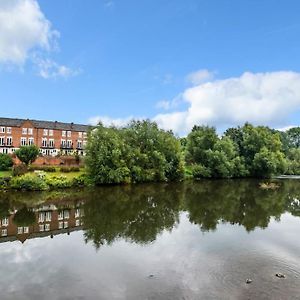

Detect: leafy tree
13,206,36,226
0,153,13,171
15,145,39,166
186,125,218,165
85,124,131,184
286,127,300,148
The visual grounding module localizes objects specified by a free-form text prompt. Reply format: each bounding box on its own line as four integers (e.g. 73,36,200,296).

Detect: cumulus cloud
34,58,80,79
0,0,78,78
154,71,300,134
155,94,183,111
88,116,143,127
186,69,214,85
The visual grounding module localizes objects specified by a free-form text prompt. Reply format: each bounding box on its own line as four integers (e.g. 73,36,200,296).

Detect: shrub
45,175,73,188
70,166,80,172
12,164,28,177
72,174,89,187
60,166,71,173
0,177,11,189
192,164,212,179
13,207,36,226
28,165,56,172
0,154,13,171
15,145,39,165
10,174,49,191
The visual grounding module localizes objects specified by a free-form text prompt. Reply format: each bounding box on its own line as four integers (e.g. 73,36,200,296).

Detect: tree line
86,120,300,183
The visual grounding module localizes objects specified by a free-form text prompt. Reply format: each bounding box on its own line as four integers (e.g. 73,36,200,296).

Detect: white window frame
49,130,53,136
28,128,33,135
1,229,7,236
43,129,48,136
62,131,66,137
2,217,9,227
20,137,27,146
22,128,27,135
6,127,11,134
6,137,12,146
28,137,34,145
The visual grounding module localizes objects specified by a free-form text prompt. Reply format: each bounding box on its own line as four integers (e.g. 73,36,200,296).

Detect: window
49,139,54,148
1,229,7,236
77,140,82,149
62,131,66,137
75,209,80,218
45,211,52,222
23,227,29,234
17,227,23,234
28,128,33,135
83,132,87,138
64,210,70,219
6,137,12,146
0,127,5,133
2,217,8,227
78,132,83,138
42,138,47,147
22,128,27,135
39,224,44,232
58,221,63,229
6,127,11,134
28,138,34,145
75,219,80,227
67,140,72,148
38,212,45,223
45,224,50,231
0,137,4,146
43,129,48,136
67,131,71,137
49,130,53,136
58,211,64,220
20,137,27,146
64,221,68,228
61,139,66,147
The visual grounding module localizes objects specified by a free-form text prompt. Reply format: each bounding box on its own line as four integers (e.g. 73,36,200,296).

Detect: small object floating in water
275,273,286,278
148,274,154,278
245,279,252,284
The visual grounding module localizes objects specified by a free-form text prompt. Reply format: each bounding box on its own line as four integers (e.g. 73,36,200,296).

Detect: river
0,179,299,299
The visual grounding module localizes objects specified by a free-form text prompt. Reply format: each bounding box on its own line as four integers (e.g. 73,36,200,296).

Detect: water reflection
0,180,299,247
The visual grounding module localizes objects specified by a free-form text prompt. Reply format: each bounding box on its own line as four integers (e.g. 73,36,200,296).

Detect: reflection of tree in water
1,180,300,248
83,184,183,249
185,180,289,232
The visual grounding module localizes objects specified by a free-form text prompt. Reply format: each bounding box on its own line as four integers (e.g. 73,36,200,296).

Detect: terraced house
0,117,90,156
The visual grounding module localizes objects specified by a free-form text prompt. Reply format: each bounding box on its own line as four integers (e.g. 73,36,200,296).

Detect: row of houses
0,117,91,157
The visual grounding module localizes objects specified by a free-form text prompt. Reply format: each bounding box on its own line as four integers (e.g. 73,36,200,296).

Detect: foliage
13,206,36,226
28,165,56,172
60,166,80,173
10,173,49,191
286,127,300,148
86,120,184,184
15,145,39,166
12,164,28,177
0,154,13,171
44,175,73,189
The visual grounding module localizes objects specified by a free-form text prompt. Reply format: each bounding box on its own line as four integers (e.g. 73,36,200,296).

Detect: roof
0,117,91,132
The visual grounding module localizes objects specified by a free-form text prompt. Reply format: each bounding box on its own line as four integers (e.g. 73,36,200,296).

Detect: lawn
0,171,11,178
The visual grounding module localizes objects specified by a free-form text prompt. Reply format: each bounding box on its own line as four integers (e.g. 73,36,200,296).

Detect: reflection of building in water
0,203,84,244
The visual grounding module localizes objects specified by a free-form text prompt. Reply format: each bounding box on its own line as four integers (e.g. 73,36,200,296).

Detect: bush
72,174,89,187
0,177,11,189
10,174,49,191
15,145,39,165
70,166,80,172
192,164,212,179
28,165,56,172
0,154,13,171
45,175,73,188
12,164,28,177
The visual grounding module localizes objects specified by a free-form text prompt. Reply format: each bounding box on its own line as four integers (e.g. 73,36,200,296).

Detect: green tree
0,153,13,171
85,124,131,184
15,145,39,166
286,127,300,148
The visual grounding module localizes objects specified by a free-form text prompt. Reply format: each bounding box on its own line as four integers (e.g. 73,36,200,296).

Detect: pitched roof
0,117,91,132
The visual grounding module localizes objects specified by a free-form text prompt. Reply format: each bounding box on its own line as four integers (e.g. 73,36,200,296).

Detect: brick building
0,117,91,157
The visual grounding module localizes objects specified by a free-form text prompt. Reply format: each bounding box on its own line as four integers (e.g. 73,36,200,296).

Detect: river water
0,179,299,300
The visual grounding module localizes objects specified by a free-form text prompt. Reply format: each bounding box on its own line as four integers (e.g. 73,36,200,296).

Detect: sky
1,0,300,135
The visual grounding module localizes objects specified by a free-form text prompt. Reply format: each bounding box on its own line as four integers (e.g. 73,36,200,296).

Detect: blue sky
1,0,300,134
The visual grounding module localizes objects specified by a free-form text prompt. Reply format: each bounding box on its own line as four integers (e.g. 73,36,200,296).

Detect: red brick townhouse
0,117,91,157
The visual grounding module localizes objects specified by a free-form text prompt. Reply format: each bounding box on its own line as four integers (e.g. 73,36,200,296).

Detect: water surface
0,180,300,299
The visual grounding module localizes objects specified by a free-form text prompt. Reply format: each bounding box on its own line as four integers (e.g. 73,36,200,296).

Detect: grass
0,171,11,178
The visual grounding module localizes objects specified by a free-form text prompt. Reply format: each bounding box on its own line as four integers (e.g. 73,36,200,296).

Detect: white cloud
35,58,80,79
155,94,183,111
155,71,300,135
0,0,78,78
277,125,297,132
0,0,58,65
186,69,214,85
88,116,142,127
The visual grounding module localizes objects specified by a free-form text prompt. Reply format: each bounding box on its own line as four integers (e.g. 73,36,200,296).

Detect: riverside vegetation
1,120,300,190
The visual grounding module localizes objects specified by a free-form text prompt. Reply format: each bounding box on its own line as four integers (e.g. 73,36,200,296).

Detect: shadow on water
0,179,299,247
